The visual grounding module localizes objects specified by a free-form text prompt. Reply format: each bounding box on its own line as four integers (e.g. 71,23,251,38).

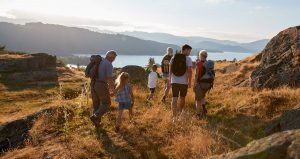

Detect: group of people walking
86,44,215,131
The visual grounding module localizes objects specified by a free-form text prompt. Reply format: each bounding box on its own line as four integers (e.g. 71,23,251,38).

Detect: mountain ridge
121,31,269,53
0,22,268,55
0,22,180,56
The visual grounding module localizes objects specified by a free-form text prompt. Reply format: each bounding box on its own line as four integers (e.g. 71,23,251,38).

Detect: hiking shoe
90,116,100,127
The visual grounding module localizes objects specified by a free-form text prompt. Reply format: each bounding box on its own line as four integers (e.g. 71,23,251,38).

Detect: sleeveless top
115,84,132,103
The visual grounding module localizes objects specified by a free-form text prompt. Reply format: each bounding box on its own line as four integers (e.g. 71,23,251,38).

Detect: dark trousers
91,81,111,118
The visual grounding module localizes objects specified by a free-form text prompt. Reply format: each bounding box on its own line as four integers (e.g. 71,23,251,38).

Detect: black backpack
171,54,186,76
85,55,102,80
161,55,172,73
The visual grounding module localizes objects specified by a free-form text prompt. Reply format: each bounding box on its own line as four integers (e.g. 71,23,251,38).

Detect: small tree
233,58,237,63
148,57,155,69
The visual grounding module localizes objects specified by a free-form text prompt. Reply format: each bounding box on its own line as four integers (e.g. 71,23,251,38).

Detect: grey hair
105,50,117,58
199,50,208,58
166,47,173,55
166,47,173,53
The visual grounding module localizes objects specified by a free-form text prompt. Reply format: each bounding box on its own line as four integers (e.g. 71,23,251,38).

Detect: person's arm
188,66,193,88
194,63,198,85
107,77,115,92
187,58,193,88
111,85,120,96
169,58,173,81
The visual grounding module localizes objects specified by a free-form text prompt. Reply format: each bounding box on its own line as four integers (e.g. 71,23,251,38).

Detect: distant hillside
121,31,269,53
0,22,179,56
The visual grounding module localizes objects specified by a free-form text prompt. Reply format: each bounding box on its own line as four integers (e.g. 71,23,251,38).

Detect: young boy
146,64,162,100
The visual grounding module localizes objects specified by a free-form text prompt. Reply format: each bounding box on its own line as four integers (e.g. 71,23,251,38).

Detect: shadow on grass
206,112,267,148
94,104,168,159
96,126,137,159
119,126,168,159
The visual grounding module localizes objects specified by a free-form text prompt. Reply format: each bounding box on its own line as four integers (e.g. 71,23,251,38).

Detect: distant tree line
0,45,5,51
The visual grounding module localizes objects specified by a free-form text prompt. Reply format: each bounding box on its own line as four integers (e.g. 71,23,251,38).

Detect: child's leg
115,110,123,129
148,88,155,100
149,92,154,99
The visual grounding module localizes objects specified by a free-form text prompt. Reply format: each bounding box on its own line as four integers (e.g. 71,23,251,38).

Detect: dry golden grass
1,55,300,159
0,53,31,59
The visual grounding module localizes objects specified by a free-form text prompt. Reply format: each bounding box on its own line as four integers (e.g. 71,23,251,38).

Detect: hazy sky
0,0,299,42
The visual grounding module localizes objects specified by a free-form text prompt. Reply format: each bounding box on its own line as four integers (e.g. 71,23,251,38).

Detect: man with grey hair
90,50,117,126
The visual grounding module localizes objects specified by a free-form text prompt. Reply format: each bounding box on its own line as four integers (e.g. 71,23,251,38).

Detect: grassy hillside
1,55,300,158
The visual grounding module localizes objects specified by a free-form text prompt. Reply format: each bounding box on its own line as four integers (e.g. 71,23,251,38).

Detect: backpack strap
197,60,205,83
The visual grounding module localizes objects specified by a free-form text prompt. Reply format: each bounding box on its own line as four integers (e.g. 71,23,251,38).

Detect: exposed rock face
0,107,74,153
211,129,300,159
251,26,300,89
0,108,53,152
265,104,300,135
121,65,147,85
0,53,56,72
0,53,57,83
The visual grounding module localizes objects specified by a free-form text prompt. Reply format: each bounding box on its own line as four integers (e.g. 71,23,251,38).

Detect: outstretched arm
107,77,115,94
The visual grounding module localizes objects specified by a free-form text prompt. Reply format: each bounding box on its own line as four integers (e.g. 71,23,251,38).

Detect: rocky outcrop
121,65,147,85
0,107,74,153
251,26,300,89
0,53,56,72
265,104,300,135
0,108,54,152
211,129,300,159
219,63,240,74
0,53,57,83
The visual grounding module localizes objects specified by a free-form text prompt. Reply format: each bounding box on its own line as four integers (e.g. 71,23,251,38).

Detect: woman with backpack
194,50,215,119
161,47,173,102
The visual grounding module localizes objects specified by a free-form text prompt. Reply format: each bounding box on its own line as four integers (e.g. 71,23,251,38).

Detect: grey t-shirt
170,56,193,85
97,58,113,82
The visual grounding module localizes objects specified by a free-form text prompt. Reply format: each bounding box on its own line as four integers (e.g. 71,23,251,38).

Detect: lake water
69,52,254,68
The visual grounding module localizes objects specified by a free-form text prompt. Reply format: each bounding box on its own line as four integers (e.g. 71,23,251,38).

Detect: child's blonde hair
115,72,129,90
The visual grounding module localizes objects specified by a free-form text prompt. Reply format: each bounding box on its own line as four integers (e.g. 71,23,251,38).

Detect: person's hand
167,80,171,88
110,92,114,97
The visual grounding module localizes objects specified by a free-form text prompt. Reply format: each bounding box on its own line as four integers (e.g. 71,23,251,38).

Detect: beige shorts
194,83,212,101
